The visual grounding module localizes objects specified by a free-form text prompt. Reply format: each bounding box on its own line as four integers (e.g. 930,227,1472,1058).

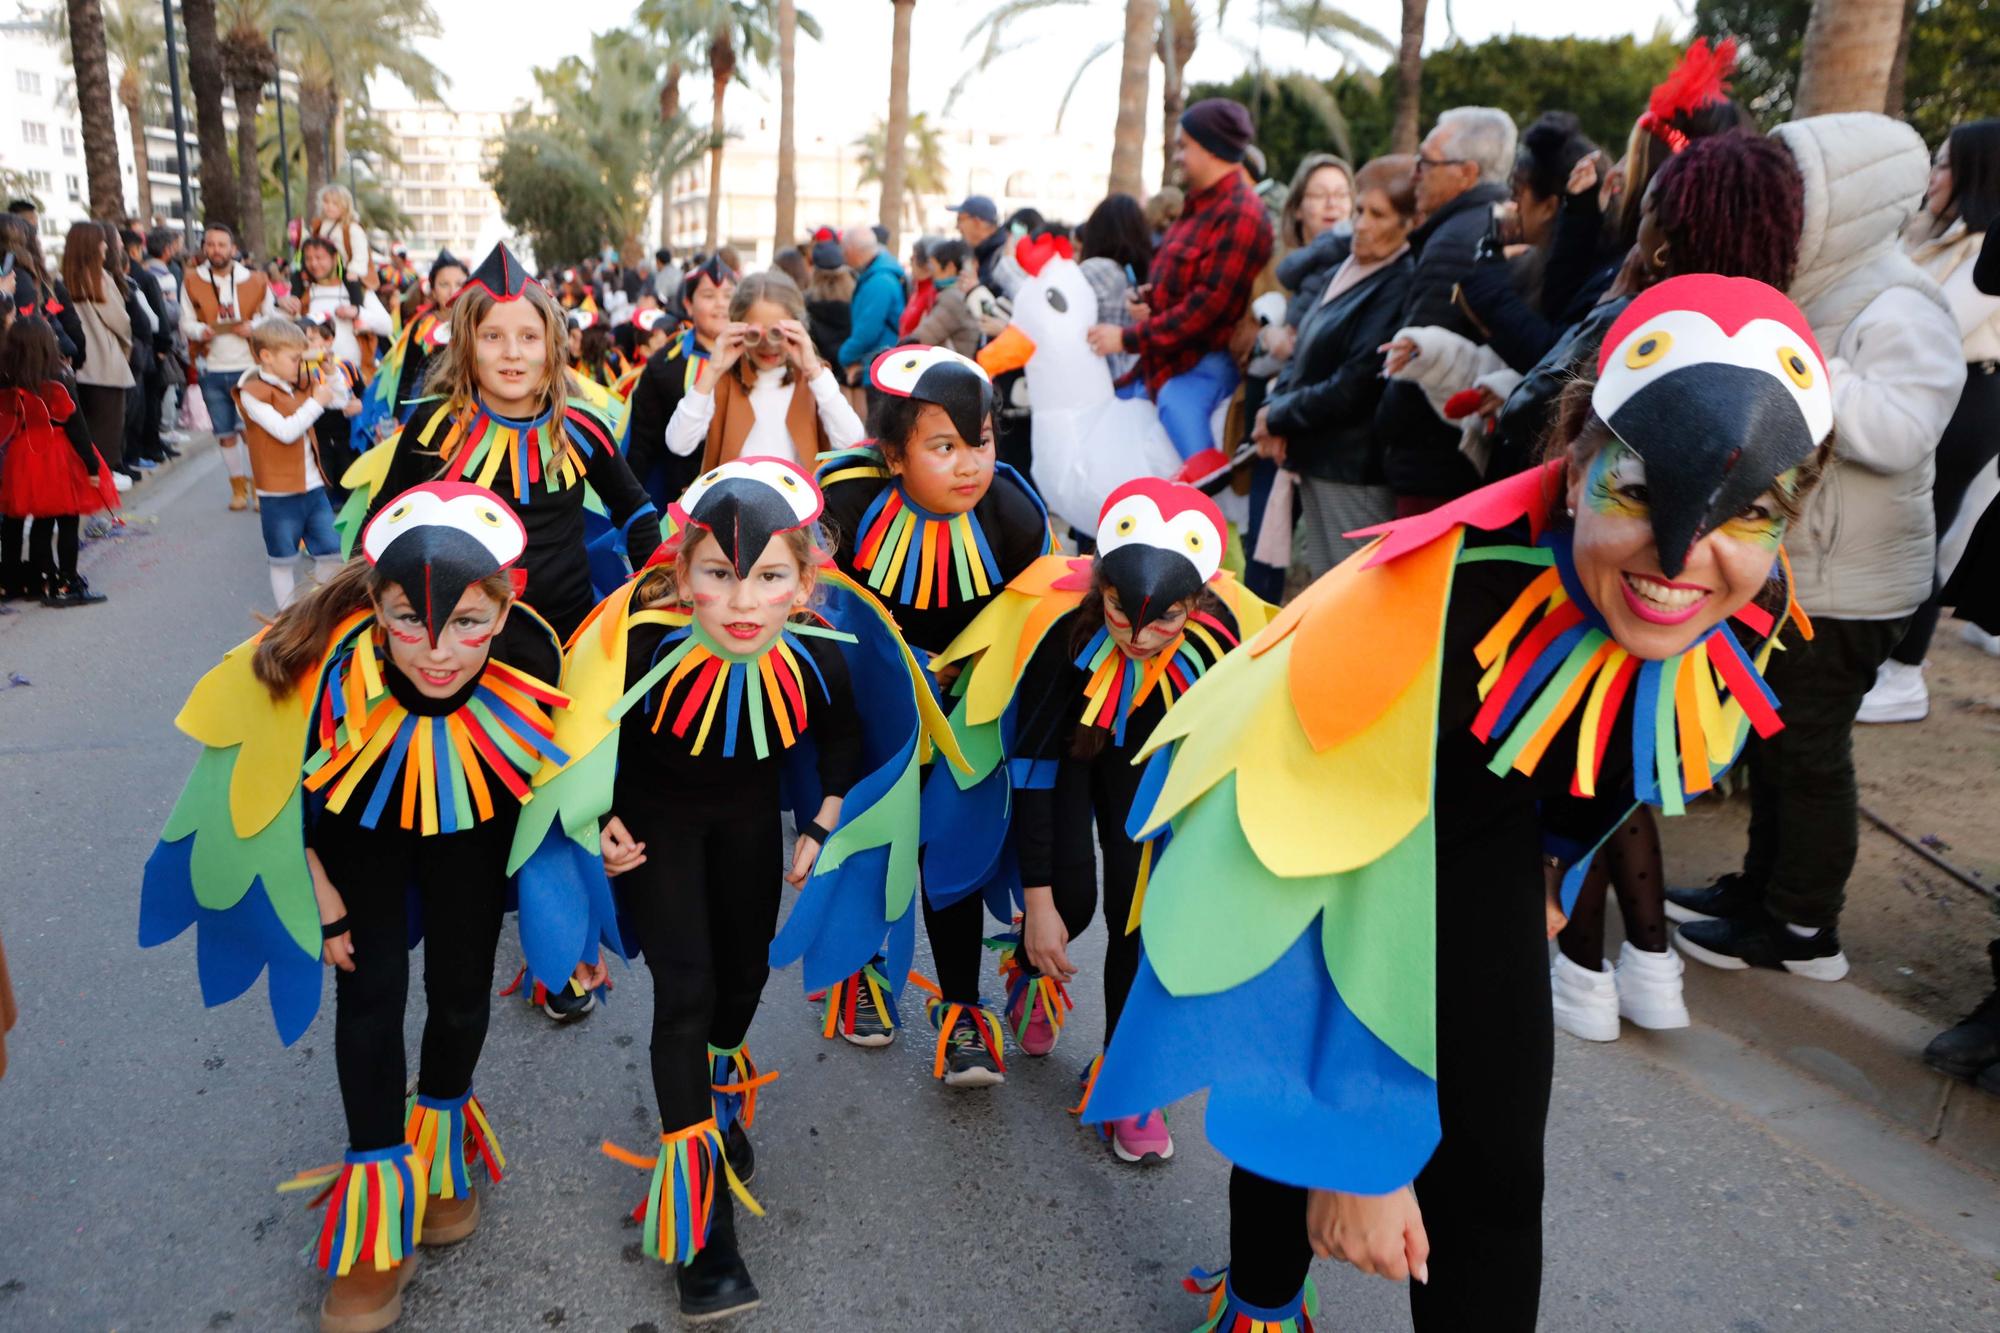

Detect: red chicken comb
1016,233,1073,277
1639,36,1737,153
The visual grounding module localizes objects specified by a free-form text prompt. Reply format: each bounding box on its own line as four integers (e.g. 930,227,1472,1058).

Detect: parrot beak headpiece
634,308,668,335
870,344,993,447
681,254,737,303
361,482,527,646
1591,273,1832,579
667,457,825,580
461,242,535,304
1094,477,1225,629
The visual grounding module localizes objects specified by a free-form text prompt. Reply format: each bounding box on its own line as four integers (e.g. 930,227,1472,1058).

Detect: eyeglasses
1414,155,1470,173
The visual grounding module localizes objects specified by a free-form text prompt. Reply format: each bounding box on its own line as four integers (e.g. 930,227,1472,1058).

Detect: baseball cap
948,195,1000,225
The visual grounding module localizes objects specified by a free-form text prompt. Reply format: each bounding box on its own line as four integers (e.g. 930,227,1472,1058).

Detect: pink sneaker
1004,976,1067,1057
1107,1110,1174,1164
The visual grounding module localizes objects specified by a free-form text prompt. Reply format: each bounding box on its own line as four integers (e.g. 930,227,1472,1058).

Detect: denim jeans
198,369,244,437
258,487,341,560
1154,350,1240,460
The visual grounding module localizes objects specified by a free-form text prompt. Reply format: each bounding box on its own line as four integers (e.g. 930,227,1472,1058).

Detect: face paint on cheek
691,591,719,606
387,624,426,644
458,631,493,649
1585,441,1648,521
763,588,793,606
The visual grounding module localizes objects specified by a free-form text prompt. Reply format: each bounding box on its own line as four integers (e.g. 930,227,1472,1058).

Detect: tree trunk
658,61,682,249
1108,0,1156,197
331,95,348,196
1391,0,1427,154
121,76,154,224
299,81,334,223
1794,0,1907,118
67,0,127,220
231,80,267,258
1883,0,1917,116
879,0,915,256
180,0,235,234
774,0,799,252
1157,5,1189,186
704,69,727,253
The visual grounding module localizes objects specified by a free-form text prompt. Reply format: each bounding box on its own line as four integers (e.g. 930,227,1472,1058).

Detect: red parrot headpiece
1094,477,1226,628
1591,273,1832,577
1637,37,1737,154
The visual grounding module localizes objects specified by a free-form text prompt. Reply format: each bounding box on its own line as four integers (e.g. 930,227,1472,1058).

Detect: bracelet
800,819,833,845
321,915,351,939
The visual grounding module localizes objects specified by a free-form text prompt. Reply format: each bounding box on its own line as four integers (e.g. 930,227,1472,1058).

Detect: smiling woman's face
1566,437,1793,661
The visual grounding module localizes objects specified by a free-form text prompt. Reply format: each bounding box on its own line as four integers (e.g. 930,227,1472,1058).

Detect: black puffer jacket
1487,296,1629,479
1265,256,1413,485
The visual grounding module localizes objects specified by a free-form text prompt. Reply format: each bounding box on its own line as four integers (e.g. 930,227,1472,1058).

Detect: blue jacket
838,250,908,370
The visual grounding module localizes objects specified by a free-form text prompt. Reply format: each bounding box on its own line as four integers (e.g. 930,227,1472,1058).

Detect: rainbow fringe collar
602,1118,763,1264
415,397,611,505
846,480,1003,611
278,1145,426,1278
1464,537,1795,814
1074,610,1238,747
1187,1267,1318,1333
405,1088,506,1200
302,621,570,834
614,611,856,761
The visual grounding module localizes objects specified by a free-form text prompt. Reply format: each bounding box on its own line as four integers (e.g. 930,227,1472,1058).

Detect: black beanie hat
1180,99,1254,164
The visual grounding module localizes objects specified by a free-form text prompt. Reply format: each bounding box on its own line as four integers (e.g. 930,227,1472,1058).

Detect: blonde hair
635,526,821,611
424,279,577,419
249,318,307,356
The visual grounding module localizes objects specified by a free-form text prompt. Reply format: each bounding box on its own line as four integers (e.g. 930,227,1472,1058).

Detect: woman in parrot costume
139,481,610,1333
811,344,1057,1078
353,251,468,443
1083,274,1836,1331
506,456,959,1322
928,476,1272,1161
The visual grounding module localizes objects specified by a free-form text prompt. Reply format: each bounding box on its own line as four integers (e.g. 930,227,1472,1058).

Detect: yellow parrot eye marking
1624,331,1672,370
385,502,412,522
1778,347,1813,389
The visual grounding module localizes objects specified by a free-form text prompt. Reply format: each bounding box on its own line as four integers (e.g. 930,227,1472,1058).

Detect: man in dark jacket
1374,106,1517,510
950,195,1006,291
121,227,174,466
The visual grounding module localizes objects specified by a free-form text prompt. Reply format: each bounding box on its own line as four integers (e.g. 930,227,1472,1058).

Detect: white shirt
237,368,328,495
181,262,281,373
664,364,865,467
304,282,393,367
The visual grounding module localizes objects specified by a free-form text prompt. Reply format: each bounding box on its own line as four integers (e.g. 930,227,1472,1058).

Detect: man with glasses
1375,106,1518,514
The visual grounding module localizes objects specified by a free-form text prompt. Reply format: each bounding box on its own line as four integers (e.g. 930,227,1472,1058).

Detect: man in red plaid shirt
1089,99,1273,476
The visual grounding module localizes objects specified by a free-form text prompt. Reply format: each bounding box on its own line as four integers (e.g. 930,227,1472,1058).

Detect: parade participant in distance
140,483,603,1333
355,251,469,440
624,254,736,511
1087,275,1834,1332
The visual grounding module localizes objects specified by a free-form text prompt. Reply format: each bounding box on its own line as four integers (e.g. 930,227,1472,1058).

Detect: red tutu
0,384,120,519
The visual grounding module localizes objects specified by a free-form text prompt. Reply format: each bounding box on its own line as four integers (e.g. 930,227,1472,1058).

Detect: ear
792,559,818,609
1565,453,1588,517
489,597,513,641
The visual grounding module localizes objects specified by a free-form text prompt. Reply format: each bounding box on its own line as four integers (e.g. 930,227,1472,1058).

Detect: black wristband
321,915,350,939
801,819,833,844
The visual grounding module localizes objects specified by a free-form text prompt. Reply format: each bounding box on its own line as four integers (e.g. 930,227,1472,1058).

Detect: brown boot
227,476,249,512
318,1256,415,1333
421,1187,480,1246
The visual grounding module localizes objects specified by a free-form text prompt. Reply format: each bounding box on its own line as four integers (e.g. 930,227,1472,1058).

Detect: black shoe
119,465,144,483
720,1118,754,1186
1665,873,1763,925
41,576,108,608
540,978,596,1023
1923,942,2000,1081
675,1191,759,1322
1675,910,1850,981
929,1000,1005,1089
1979,1061,2000,1098
0,565,38,602
158,444,182,460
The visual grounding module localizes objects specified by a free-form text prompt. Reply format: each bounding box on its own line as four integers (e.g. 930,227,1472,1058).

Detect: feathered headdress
1638,36,1737,154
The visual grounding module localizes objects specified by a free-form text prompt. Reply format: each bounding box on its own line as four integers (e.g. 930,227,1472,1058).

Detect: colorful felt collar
613,610,857,760
302,621,571,833
1463,537,1800,813
1074,610,1238,747
845,480,1002,611
415,397,610,505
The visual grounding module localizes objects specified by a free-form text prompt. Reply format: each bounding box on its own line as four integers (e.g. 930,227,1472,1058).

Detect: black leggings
1016,755,1146,1037
1893,365,2000,664
616,799,782,1132
1557,807,1667,968
1225,857,1553,1329
1,515,81,582
319,817,512,1153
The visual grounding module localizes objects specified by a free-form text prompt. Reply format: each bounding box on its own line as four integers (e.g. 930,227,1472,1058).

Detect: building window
65,174,81,201
22,121,48,146
28,170,52,190
16,70,40,95
60,126,76,155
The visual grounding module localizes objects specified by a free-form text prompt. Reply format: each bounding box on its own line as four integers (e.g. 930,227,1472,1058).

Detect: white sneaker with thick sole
1614,940,1690,1030
1551,952,1620,1042
1856,659,1928,723
1961,622,2000,657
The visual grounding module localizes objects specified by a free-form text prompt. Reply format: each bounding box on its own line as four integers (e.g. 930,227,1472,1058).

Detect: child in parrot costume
353,251,468,444
506,457,959,1322
927,476,1272,1160
139,482,612,1333
810,345,1057,1074
1084,275,1835,1332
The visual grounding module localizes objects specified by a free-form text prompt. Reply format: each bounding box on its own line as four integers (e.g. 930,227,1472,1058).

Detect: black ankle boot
1924,940,2000,1081
675,1187,760,1321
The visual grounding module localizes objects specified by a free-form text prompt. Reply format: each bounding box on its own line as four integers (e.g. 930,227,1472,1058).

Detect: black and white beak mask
362,482,527,645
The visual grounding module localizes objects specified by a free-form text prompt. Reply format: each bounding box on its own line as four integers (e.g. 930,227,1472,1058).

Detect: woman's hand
307,849,355,972
779,318,820,377
277,294,302,316
1265,323,1298,361
1380,337,1418,377
1021,887,1075,980
1086,323,1125,357
601,816,647,877
1306,1186,1430,1283
1566,152,1601,199
786,797,844,887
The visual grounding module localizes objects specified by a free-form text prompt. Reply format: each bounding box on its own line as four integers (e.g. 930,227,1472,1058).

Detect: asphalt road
1,444,1996,1332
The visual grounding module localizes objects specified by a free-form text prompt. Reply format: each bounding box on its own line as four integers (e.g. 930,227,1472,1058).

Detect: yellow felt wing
931,554,1088,729
1209,570,1277,640
338,431,398,503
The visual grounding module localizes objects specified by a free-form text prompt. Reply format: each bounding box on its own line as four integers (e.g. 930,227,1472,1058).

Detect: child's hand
308,849,355,971
343,397,362,418
311,381,338,408
786,832,820,888
601,816,646,876
1022,887,1076,980
572,955,609,991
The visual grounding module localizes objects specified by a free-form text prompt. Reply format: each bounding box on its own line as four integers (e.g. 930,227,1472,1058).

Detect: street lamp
271,27,293,227
161,0,195,235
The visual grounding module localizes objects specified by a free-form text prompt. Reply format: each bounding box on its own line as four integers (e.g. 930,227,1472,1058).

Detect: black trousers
1743,617,1909,928
315,413,358,504
77,384,126,473
140,360,167,460
616,799,782,1132
1226,831,1553,1329
1,515,80,583
319,816,512,1153
1893,365,2000,664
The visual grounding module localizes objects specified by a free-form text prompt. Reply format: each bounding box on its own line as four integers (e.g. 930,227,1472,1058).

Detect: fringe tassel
1070,1054,1104,1118
1185,1266,1319,1333
602,1118,763,1264
922,992,1008,1081
818,964,899,1039
708,1043,779,1133
278,1145,427,1278
404,1089,506,1200
989,921,1075,1046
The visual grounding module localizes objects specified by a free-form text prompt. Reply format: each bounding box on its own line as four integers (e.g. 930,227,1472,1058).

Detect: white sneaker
1613,939,1690,1030
1551,952,1620,1042
1855,659,1928,723
1960,622,2000,657
111,470,132,492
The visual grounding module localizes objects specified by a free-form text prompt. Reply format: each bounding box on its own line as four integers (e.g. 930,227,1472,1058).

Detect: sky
388,0,1691,142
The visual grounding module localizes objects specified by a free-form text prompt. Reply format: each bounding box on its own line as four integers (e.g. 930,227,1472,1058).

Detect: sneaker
1664,872,1762,925
41,577,108,608
1107,1110,1174,1163
1961,622,2000,658
112,470,132,492
1550,951,1620,1042
131,456,158,470
1923,942,2000,1081
1857,659,1928,723
929,1000,1005,1089
541,979,596,1022
820,965,897,1047
1613,939,1690,1030
1675,911,1850,981
1004,975,1065,1057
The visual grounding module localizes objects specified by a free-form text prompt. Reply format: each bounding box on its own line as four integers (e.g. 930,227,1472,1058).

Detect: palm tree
1794,0,1906,116
217,0,280,256
879,0,916,255
1390,0,1425,153
102,0,164,223
180,0,237,233
65,0,126,220
288,0,446,210
856,112,947,236
1108,0,1155,196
